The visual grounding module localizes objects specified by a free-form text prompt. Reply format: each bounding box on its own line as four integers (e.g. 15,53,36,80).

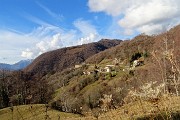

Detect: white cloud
137,24,167,35
0,26,67,63
36,2,64,21
73,19,98,36
25,14,54,27
74,19,100,45
35,33,63,54
20,19,100,59
20,28,72,59
78,33,98,45
0,15,100,63
88,0,131,16
124,29,134,36
0,29,37,63
21,33,63,59
88,0,180,35
21,49,34,59
0,49,23,64
0,29,38,55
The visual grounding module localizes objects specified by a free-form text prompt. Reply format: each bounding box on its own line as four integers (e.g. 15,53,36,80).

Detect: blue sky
0,0,180,64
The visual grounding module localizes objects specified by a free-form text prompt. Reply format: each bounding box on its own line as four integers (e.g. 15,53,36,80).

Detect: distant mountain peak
0,59,33,71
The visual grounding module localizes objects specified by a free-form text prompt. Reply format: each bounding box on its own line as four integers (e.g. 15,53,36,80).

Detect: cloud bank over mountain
88,0,180,35
21,19,100,59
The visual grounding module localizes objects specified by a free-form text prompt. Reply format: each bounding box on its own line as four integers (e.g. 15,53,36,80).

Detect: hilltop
87,25,180,64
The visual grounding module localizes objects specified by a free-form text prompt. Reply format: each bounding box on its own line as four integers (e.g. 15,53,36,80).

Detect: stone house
75,64,82,69
132,57,144,68
104,65,115,73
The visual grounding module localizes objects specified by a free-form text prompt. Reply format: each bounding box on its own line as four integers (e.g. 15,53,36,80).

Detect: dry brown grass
68,95,180,120
0,104,80,120
99,95,180,120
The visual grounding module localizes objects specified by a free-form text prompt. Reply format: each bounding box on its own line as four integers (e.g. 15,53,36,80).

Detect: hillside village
0,25,180,120
75,54,145,77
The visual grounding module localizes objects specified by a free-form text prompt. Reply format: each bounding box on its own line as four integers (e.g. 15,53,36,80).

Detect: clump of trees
151,35,180,96
0,70,54,109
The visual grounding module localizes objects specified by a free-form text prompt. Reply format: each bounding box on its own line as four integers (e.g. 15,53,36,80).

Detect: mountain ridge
86,25,180,64
0,59,33,70
23,39,122,77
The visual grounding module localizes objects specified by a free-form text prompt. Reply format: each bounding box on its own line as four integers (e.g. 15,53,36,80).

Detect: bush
73,69,83,76
51,100,63,111
85,93,101,109
78,76,94,90
105,73,112,80
142,50,148,58
111,71,117,77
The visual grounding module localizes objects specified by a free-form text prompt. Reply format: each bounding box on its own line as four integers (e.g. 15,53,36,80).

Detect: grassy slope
48,60,180,119
0,104,80,120
72,96,180,120
1,96,179,120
